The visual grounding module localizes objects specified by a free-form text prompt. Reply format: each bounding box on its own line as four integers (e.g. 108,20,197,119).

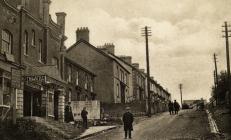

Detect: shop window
24,31,29,55
1,30,12,54
48,92,54,116
0,77,11,106
31,30,35,46
90,77,93,92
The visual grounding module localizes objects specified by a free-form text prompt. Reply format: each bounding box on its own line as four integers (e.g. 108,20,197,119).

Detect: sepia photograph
0,0,231,139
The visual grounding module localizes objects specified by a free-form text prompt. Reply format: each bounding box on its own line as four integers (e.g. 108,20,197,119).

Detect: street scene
85,110,212,140
0,0,231,140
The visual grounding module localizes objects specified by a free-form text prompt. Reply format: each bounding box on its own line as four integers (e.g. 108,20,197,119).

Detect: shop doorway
23,87,42,117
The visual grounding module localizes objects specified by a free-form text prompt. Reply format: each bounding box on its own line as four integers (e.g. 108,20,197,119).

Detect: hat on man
125,106,131,110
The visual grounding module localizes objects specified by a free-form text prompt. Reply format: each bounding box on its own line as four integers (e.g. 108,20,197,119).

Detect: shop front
23,66,66,122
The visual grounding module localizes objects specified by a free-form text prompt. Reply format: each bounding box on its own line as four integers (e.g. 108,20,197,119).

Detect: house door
54,91,59,120
120,83,125,104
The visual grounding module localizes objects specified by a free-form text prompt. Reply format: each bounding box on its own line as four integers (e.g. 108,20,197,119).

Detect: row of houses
0,0,171,122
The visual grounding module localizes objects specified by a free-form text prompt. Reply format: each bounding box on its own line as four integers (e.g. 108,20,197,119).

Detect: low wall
101,101,146,118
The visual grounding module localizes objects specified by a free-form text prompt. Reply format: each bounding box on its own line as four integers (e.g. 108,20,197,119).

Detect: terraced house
67,28,131,104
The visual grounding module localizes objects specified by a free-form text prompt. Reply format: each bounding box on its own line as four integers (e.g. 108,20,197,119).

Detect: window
125,73,128,84
1,30,12,54
84,74,88,90
38,40,42,62
68,90,72,102
117,84,120,97
0,77,11,106
52,57,59,69
90,77,94,92
31,30,35,46
67,65,72,83
24,31,28,55
76,71,79,85
117,66,119,78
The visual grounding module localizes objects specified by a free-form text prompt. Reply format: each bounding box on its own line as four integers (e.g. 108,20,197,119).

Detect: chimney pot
76,27,89,42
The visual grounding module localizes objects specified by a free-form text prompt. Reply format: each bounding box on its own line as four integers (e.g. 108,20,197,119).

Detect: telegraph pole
213,53,219,105
142,26,152,117
179,84,183,108
222,21,231,107
213,53,219,88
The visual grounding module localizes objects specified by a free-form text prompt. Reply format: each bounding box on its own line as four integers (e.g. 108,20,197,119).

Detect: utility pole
213,53,219,105
142,26,152,117
222,21,231,107
213,53,219,87
179,84,183,108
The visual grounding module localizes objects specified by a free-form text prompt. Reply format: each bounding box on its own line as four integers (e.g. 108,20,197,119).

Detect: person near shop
81,107,88,129
168,101,174,115
64,102,74,123
173,100,180,114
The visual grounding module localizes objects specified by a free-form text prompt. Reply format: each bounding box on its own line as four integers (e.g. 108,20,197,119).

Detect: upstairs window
24,31,29,55
38,40,42,62
84,75,88,90
76,71,79,86
1,30,12,54
52,57,59,69
67,65,72,83
31,30,35,46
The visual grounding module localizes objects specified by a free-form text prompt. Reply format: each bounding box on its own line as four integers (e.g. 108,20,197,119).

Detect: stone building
0,0,67,121
67,28,130,104
149,77,171,114
63,57,96,103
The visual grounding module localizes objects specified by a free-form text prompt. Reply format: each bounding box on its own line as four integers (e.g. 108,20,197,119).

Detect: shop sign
24,75,46,83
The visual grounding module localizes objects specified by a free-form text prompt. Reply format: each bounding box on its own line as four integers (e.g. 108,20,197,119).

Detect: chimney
43,0,51,25
119,56,132,64
76,27,89,42
132,63,139,69
56,12,66,35
98,43,115,54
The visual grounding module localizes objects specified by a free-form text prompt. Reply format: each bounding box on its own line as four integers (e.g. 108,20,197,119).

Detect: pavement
82,109,219,140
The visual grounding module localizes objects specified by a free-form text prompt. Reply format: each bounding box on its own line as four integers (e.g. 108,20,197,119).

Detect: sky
50,0,231,102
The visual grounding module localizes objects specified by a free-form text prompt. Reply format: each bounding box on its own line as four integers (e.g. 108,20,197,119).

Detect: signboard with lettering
11,68,22,89
71,100,100,120
24,75,46,83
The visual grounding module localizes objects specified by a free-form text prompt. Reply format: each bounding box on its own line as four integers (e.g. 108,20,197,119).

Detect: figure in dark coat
173,100,180,114
168,101,174,115
123,107,134,139
81,107,88,129
65,102,74,123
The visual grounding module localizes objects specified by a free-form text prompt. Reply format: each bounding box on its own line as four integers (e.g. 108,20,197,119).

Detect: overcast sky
50,0,231,102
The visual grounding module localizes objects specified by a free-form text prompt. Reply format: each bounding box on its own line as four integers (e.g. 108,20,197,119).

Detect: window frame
24,31,29,56
1,30,12,54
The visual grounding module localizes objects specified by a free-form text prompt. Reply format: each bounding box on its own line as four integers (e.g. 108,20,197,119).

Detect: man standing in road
81,107,88,129
123,107,134,139
173,100,180,114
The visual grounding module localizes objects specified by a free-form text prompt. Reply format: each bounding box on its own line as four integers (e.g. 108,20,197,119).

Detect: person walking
81,107,88,129
123,107,134,139
64,102,74,123
168,101,174,115
173,100,180,114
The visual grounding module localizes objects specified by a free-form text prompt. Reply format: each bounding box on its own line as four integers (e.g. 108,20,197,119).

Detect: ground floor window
48,92,54,117
0,76,11,106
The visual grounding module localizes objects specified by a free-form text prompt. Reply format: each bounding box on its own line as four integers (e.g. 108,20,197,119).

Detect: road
84,109,216,140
